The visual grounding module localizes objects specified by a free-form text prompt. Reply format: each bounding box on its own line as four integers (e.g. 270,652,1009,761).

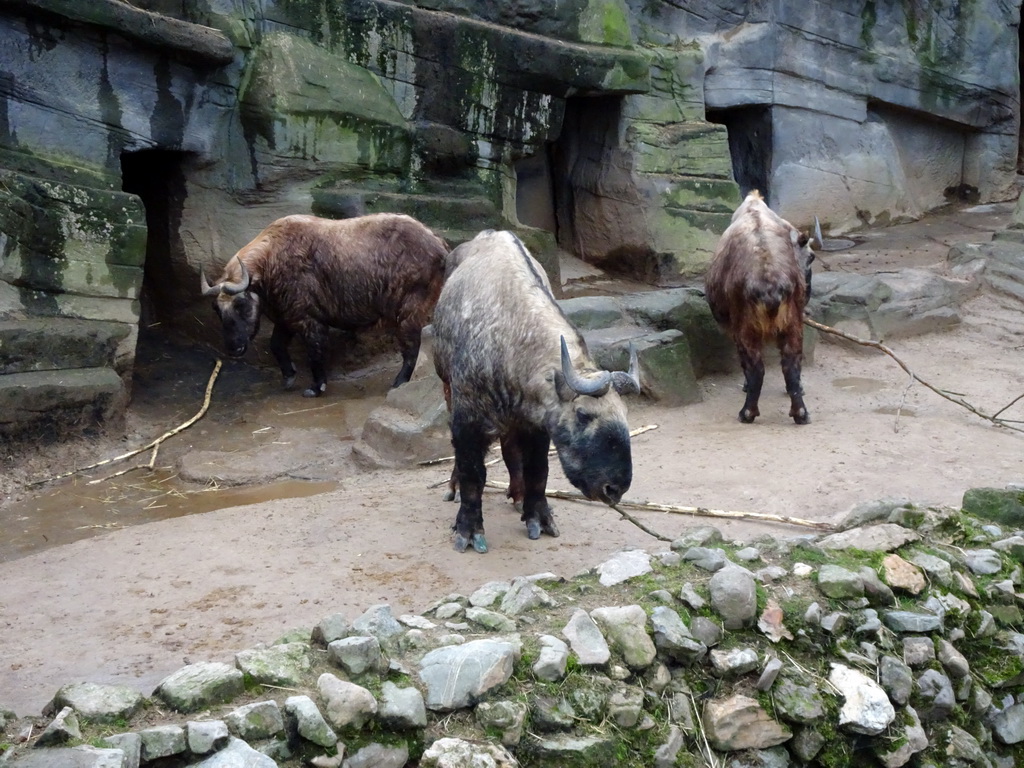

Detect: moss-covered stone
240,32,411,174
579,1,633,47
961,487,1024,527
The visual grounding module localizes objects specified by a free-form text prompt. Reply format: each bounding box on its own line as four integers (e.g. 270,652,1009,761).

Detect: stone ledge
4,0,235,65
0,318,130,375
0,366,126,439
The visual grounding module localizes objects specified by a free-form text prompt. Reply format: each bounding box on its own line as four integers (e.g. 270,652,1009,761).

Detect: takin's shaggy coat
202,213,448,396
704,190,815,424
432,229,640,553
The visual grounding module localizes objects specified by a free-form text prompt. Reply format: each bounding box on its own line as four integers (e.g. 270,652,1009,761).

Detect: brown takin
704,190,815,424
201,213,448,397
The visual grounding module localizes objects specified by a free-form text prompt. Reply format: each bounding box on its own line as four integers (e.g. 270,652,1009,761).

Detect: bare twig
893,373,914,433
610,502,673,541
425,425,661,490
806,317,1024,435
420,424,660,467
690,692,722,768
32,359,223,486
484,481,832,532
993,392,1024,420
542,486,833,531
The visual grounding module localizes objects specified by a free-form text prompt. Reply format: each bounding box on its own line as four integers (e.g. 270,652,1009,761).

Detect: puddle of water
832,376,888,394
0,476,337,564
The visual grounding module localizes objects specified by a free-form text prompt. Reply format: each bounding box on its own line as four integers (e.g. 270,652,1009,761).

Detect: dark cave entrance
515,96,657,280
514,96,627,252
707,105,773,202
120,148,191,339
514,151,558,235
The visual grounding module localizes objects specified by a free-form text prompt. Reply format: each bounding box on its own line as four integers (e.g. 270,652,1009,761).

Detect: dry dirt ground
1,203,1023,717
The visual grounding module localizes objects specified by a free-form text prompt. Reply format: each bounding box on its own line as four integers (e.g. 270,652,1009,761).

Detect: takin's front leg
298,321,331,397
450,412,490,553
517,428,560,541
736,340,765,424
269,324,297,390
779,327,810,425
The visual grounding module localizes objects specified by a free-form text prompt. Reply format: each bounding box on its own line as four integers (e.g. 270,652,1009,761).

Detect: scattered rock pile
1,486,1023,767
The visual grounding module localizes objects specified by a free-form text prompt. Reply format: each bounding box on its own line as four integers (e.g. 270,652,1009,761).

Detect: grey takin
704,190,815,424
432,230,641,553
201,213,448,397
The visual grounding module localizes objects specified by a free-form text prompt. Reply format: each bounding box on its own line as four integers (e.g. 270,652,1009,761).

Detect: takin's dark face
546,390,633,505
212,291,261,358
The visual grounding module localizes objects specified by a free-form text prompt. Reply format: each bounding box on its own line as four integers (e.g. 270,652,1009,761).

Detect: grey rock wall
0,0,1020,441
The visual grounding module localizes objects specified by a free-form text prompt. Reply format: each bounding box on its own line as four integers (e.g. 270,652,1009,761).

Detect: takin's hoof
541,518,560,538
738,408,758,423
283,375,296,391
443,487,460,502
302,382,327,398
453,533,488,553
526,519,541,540
792,409,811,425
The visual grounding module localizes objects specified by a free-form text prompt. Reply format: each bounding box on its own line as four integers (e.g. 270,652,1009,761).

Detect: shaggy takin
201,213,448,397
704,190,815,424
432,229,641,553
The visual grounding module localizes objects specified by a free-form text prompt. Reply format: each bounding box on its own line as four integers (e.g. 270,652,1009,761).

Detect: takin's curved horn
611,342,641,395
560,335,612,398
200,268,220,297
220,259,251,295
814,216,824,250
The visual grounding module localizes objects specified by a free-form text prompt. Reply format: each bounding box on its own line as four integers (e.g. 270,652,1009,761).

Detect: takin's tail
744,286,797,338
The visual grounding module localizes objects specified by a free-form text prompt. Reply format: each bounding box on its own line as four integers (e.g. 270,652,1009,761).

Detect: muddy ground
1,203,1023,716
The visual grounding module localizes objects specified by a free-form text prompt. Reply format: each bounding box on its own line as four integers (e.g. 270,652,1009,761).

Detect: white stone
595,549,652,587
829,663,895,735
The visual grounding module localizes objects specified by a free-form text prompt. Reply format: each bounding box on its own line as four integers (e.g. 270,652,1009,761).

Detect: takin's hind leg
441,380,460,502
779,328,810,425
450,413,490,553
391,323,422,389
517,428,559,540
736,342,766,423
500,434,525,510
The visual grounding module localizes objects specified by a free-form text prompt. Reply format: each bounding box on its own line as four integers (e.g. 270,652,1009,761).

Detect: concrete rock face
1,1,1018,441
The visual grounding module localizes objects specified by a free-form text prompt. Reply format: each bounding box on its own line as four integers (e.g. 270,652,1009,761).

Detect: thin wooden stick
610,502,673,541
484,481,833,532
993,392,1024,420
419,424,660,467
543,486,834,531
482,480,672,540
805,317,1024,435
893,373,914,433
32,359,223,486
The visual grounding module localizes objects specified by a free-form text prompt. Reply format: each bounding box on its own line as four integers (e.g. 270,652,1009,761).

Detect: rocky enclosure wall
0,0,1020,439
2,487,1024,767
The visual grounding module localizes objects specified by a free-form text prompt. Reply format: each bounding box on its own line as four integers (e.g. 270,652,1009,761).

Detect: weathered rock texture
4,488,1024,767
1,0,1020,439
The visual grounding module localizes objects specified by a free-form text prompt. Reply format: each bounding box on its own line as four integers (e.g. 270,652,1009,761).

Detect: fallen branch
482,480,672,541
484,481,833,533
541,486,834,532
31,359,223,486
805,317,1024,435
419,424,660,467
